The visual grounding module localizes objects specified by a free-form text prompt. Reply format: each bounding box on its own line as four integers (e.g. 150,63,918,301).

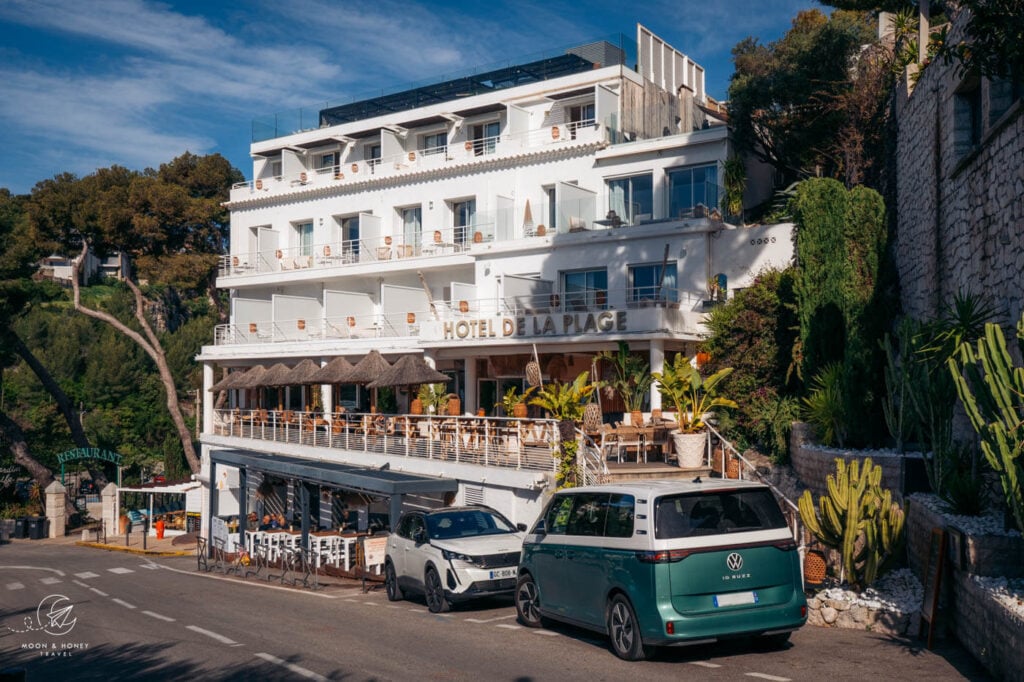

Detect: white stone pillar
464,356,478,415
101,483,119,537
649,339,665,411
45,481,66,538
203,362,215,435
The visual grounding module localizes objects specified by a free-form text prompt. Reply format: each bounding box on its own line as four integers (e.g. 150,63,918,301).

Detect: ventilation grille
464,486,485,506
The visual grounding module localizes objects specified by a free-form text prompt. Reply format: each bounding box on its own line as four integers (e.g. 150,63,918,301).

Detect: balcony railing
213,287,708,346
211,409,560,474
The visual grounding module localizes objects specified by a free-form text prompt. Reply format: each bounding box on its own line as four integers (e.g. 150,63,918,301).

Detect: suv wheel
515,573,544,628
424,566,450,613
608,594,648,661
384,560,403,602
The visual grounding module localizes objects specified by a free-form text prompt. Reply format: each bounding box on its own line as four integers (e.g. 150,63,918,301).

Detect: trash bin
27,517,47,540
13,517,28,539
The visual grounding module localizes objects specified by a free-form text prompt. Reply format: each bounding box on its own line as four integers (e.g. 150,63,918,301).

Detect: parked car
515,480,807,660
385,505,526,613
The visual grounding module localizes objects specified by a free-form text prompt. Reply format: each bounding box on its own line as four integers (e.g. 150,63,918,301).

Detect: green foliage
417,383,449,414
728,10,886,188
595,341,653,413
798,457,906,591
792,179,890,446
745,389,802,463
933,1,1024,81
803,363,848,447
949,315,1024,533
529,371,596,422
652,354,737,433
500,385,535,415
722,157,746,221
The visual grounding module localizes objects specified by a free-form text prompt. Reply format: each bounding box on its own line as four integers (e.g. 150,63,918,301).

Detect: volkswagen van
515,479,806,660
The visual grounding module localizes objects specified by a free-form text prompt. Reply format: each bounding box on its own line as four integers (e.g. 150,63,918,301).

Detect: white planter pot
673,431,707,468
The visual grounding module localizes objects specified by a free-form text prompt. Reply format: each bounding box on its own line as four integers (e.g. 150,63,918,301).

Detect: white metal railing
211,408,560,473
232,121,608,195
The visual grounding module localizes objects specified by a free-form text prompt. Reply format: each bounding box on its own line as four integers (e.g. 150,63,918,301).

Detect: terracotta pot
513,403,528,418
119,515,129,535
477,408,486,417
726,454,740,479
473,231,483,243
804,550,827,587
447,396,461,416
536,224,546,236
410,398,423,415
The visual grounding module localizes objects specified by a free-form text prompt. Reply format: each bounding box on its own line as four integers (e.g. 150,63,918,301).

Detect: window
472,121,500,156
316,152,338,174
954,75,982,159
542,495,575,535
270,160,282,178
668,164,719,218
546,186,557,230
367,144,382,172
568,102,595,139
401,206,422,247
607,174,653,225
629,263,677,304
294,221,313,256
421,131,447,156
341,216,360,258
562,268,607,311
452,199,476,247
654,490,787,539
989,75,1023,126
542,493,634,537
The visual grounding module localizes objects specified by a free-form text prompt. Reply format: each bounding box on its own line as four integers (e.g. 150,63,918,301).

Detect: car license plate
489,567,517,580
713,591,758,607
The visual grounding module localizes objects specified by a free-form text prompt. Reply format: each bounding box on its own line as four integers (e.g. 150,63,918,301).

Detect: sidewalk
23,527,199,556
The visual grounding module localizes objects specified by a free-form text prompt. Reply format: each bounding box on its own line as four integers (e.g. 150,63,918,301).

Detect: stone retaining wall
805,594,917,636
950,571,1024,682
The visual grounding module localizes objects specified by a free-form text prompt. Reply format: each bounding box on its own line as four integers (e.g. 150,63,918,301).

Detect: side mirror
516,523,527,532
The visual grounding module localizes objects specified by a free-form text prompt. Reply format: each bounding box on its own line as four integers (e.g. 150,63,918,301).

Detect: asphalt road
0,540,990,681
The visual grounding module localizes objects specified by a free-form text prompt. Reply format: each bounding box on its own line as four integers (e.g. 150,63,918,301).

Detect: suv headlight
441,549,478,564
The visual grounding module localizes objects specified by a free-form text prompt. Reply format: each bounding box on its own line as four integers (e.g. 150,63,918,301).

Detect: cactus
948,316,1024,533
798,457,906,590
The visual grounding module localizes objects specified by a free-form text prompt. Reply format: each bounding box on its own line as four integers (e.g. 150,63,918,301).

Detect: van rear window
654,489,787,538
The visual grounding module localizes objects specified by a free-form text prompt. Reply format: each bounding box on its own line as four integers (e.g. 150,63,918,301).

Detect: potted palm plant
417,383,448,414
652,354,736,468
501,385,535,418
597,341,653,426
530,371,597,488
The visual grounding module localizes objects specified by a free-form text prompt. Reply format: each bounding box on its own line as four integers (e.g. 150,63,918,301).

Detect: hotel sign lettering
443,311,627,340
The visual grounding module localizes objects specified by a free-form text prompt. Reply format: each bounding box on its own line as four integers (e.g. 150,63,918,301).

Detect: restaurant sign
443,311,627,340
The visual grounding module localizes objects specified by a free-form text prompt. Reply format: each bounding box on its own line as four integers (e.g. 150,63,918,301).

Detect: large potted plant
597,341,653,426
530,371,597,488
417,383,448,415
501,385,535,418
652,354,736,468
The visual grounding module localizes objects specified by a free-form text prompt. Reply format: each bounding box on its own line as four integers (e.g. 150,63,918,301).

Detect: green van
515,479,807,660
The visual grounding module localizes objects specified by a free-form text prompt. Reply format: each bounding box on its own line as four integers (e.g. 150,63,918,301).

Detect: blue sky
0,0,820,195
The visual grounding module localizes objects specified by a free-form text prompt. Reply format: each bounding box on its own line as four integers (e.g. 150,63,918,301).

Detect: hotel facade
198,25,793,533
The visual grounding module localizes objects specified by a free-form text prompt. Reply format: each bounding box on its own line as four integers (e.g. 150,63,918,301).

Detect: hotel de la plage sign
442,310,627,341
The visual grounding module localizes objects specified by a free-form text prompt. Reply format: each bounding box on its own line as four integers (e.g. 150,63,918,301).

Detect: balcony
230,121,608,203
210,409,560,474
212,287,709,347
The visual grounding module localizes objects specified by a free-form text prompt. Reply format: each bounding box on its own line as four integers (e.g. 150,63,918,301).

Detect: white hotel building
198,26,792,533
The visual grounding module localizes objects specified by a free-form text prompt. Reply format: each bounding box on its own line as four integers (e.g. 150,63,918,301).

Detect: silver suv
385,505,525,613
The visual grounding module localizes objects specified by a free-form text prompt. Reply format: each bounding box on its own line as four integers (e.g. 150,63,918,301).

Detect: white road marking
90,587,109,597
139,563,160,569
745,674,791,681
40,577,62,585
72,580,91,588
533,630,560,636
0,565,65,576
111,598,136,609
6,582,25,590
465,614,518,623
496,623,522,630
361,601,379,606
108,567,134,574
255,652,328,682
187,625,239,645
75,572,100,579
690,661,722,668
142,610,176,622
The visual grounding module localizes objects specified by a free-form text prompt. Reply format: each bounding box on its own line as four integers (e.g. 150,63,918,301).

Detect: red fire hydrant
154,518,166,540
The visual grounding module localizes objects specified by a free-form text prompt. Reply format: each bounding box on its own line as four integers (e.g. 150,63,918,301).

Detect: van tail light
665,621,675,635
635,549,694,563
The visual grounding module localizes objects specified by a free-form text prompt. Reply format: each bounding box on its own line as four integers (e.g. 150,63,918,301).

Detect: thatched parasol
256,362,295,412
345,350,392,384
230,365,268,390
366,355,449,388
346,350,392,411
284,359,323,410
311,356,354,384
209,367,248,392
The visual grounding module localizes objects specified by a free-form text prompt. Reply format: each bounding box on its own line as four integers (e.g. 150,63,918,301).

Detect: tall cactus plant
948,316,1024,532
798,457,906,590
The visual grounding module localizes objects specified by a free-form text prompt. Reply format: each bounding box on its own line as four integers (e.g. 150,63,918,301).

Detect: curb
74,541,196,557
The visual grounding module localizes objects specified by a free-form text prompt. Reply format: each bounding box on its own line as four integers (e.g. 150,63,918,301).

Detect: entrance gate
57,448,123,488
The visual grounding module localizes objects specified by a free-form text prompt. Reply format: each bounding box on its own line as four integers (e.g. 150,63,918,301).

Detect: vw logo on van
726,552,744,571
